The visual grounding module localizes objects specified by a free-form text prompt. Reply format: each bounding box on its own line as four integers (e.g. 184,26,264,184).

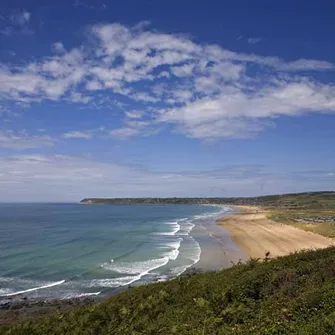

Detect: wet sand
193,208,248,271
218,206,335,259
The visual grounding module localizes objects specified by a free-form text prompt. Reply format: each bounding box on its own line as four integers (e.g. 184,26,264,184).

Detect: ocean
0,203,246,301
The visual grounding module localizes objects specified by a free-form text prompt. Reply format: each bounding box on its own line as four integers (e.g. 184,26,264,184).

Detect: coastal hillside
2,247,335,334
80,191,335,208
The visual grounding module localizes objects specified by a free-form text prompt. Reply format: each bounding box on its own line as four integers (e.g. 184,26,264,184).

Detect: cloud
52,42,66,54
109,127,140,139
0,22,335,140
247,37,262,45
61,124,156,141
1,10,32,36
62,131,93,139
0,154,334,201
10,11,31,26
278,59,335,71
0,131,55,149
158,81,335,139
125,110,145,119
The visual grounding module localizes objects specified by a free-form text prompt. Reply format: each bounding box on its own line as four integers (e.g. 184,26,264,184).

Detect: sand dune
218,208,335,259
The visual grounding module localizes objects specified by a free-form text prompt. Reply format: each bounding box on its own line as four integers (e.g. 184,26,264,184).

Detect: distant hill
81,191,335,209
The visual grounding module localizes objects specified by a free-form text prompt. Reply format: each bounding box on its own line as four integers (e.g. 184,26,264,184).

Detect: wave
63,291,101,298
193,206,229,220
92,256,170,288
178,222,195,235
153,221,181,236
88,276,140,288
101,257,169,275
162,238,183,260
4,280,65,297
0,288,12,296
188,236,202,263
74,291,101,297
169,265,190,277
167,236,202,277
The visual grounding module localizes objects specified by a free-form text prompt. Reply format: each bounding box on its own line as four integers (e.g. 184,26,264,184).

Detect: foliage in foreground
2,247,335,334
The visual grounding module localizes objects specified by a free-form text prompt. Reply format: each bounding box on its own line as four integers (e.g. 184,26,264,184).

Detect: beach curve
217,206,335,259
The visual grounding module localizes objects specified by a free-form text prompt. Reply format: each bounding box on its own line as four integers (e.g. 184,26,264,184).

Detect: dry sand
218,207,335,259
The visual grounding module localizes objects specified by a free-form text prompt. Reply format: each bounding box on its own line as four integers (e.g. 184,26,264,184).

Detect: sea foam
4,280,66,297
101,257,170,275
93,256,170,288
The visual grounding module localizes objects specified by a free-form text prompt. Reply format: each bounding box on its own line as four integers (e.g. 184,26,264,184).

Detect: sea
0,203,245,302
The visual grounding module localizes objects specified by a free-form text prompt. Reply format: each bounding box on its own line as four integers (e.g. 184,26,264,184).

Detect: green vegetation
255,191,335,238
268,209,335,238
2,247,335,334
80,191,335,208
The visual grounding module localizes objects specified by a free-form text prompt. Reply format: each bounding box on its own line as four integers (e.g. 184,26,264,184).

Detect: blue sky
1,0,335,201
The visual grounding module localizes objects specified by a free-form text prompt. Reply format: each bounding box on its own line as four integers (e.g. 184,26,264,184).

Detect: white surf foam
188,236,202,263
71,291,101,298
178,222,195,235
163,238,183,260
153,221,181,236
167,236,202,277
101,257,170,275
193,207,229,220
5,280,65,297
88,276,140,288
57,290,102,300
169,265,190,277
92,256,170,288
0,288,13,296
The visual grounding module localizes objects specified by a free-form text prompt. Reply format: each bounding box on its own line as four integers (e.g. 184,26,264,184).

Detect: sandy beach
218,206,335,259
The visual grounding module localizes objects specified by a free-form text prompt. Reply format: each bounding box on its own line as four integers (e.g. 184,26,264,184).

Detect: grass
2,247,335,334
268,209,335,238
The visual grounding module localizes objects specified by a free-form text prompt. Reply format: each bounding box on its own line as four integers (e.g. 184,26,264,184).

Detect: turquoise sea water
0,203,237,301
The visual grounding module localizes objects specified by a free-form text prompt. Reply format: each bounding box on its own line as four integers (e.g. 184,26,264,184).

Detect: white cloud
109,127,140,138
11,11,31,26
62,131,93,139
125,110,144,119
68,92,92,103
1,10,32,35
0,131,55,149
158,81,335,138
22,12,31,23
247,37,262,45
278,59,335,71
171,63,195,77
86,80,103,90
52,42,66,53
0,154,334,201
0,22,335,139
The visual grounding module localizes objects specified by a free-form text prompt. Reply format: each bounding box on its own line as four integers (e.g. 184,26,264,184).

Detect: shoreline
217,205,335,259
2,204,334,324
192,205,248,271
0,206,242,324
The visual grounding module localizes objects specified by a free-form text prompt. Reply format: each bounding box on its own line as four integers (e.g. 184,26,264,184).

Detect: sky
0,0,335,201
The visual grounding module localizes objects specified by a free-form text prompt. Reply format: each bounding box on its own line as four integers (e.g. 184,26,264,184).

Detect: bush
2,247,335,334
